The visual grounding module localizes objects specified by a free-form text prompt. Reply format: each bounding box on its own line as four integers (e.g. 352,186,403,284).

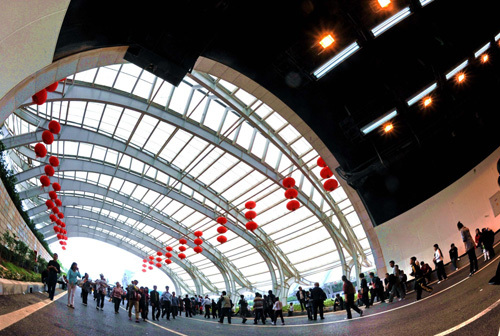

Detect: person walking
458,222,479,276
388,260,405,302
238,294,248,323
218,291,232,324
359,273,371,308
295,286,307,312
449,243,459,271
310,282,327,320
138,287,148,321
481,228,490,261
252,292,266,324
127,280,141,323
410,257,433,300
266,290,276,322
171,292,179,319
342,275,363,320
433,244,448,283
183,295,193,317
81,273,92,306
369,272,385,304
150,285,160,321
111,283,125,314
211,299,218,319
203,295,211,319
47,253,61,301
272,297,285,325
95,274,108,311
161,286,173,320
305,291,313,320
66,262,81,309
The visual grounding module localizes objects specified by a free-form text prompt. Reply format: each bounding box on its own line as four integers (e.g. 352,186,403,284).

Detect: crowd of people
42,221,498,326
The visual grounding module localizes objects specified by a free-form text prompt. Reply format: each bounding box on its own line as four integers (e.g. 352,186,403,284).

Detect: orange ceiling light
378,0,391,8
423,97,432,107
319,34,335,49
383,123,394,133
481,54,489,63
457,72,466,83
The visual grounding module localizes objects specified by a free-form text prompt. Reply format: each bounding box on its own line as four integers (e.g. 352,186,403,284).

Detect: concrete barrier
0,279,44,295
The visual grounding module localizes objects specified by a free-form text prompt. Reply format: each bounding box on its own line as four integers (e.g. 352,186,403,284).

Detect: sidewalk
0,278,44,295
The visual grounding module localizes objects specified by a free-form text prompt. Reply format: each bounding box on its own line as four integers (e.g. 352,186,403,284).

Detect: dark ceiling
54,0,500,225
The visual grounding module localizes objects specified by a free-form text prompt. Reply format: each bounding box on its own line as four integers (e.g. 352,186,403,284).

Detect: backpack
128,285,138,300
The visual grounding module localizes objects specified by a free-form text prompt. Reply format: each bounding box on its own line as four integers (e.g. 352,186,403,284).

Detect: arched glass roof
1,62,374,295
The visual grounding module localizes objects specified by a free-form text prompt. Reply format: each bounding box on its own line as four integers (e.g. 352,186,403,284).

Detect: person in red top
111,282,125,313
342,275,363,320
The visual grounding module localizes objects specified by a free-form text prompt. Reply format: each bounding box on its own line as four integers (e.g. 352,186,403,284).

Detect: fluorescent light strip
361,110,398,135
420,0,434,6
406,82,437,106
371,7,411,37
313,42,360,79
445,59,468,80
474,42,491,58
495,32,500,41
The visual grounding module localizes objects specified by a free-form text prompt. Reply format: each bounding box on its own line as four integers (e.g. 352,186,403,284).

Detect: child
288,302,294,316
272,298,284,325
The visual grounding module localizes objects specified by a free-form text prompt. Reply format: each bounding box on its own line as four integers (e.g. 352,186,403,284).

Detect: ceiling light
423,97,432,107
457,72,466,83
407,82,437,107
383,123,394,133
313,42,360,79
319,35,335,49
481,54,489,63
474,42,491,59
361,109,398,135
420,0,434,6
378,0,391,8
445,60,468,80
371,7,411,37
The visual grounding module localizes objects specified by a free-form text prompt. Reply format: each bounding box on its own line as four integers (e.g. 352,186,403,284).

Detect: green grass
0,260,41,282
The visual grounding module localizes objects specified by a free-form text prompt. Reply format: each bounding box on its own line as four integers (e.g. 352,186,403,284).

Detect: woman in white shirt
272,298,285,325
433,244,448,284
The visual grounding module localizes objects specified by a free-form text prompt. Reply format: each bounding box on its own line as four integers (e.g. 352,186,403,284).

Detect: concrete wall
0,179,51,261
375,146,500,274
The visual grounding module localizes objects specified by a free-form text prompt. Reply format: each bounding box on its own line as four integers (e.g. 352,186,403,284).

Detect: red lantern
245,201,256,209
52,183,61,191
148,256,155,260
48,120,61,134
317,157,326,168
46,82,59,92
323,179,339,192
193,246,203,254
245,210,257,220
193,238,203,246
62,246,66,251
320,167,333,179
194,231,203,237
45,200,55,209
142,259,147,263
54,226,60,233
55,199,62,207
165,252,172,258
179,246,187,252
48,191,57,199
178,253,186,260
49,156,59,167
286,200,300,211
156,257,162,262
165,259,172,264
217,235,227,244
49,214,57,222
42,130,54,145
149,261,154,265
59,78,67,82
40,175,50,187
34,143,47,158
179,238,187,245
44,165,55,177
284,188,298,199
142,264,146,268
282,177,295,188
56,219,62,226
57,234,62,240
32,89,47,105
216,217,227,225
60,222,66,228
166,246,173,252
148,266,153,270
157,251,163,256
217,226,228,234
52,207,59,214
142,269,147,272
246,221,258,232
57,213,64,219
156,263,162,268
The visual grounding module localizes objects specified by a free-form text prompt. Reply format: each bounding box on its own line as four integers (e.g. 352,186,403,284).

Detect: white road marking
434,297,500,336
0,291,66,331
119,305,188,336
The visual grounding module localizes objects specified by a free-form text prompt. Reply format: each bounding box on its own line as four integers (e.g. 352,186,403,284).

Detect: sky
49,237,175,290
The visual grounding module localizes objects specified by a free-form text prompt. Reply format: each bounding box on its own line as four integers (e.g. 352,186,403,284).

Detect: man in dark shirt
369,272,385,304
183,295,192,317
267,290,276,322
333,294,344,311
359,273,371,308
310,282,327,320
342,275,363,319
295,286,307,312
150,285,160,321
238,294,248,323
420,261,432,283
47,253,60,300
449,243,459,270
